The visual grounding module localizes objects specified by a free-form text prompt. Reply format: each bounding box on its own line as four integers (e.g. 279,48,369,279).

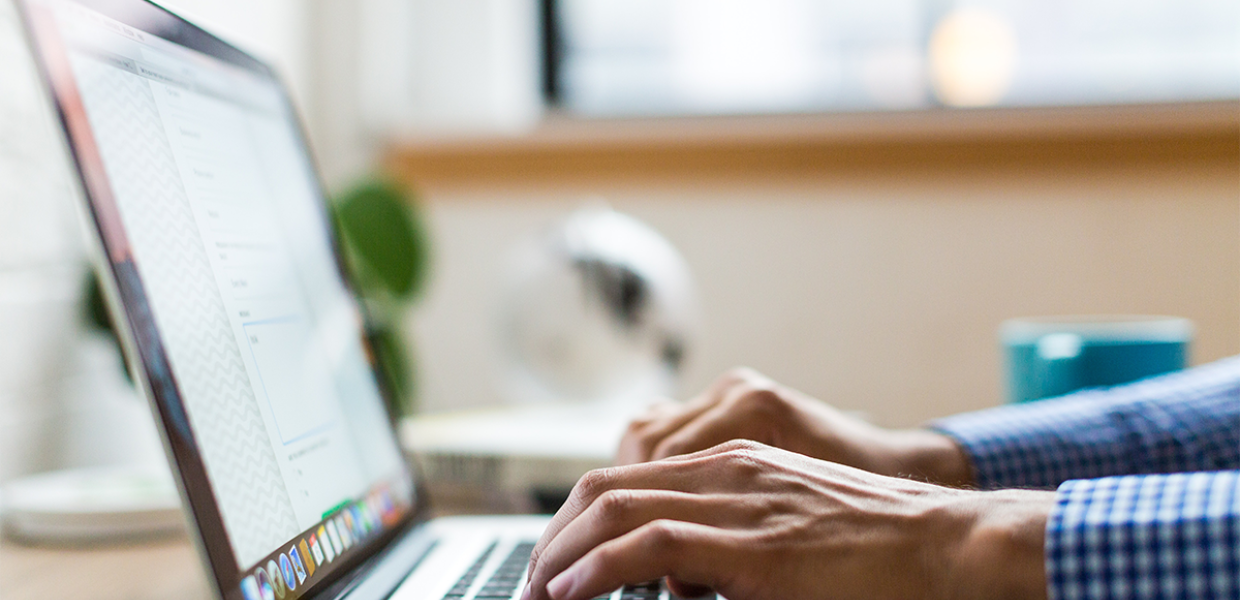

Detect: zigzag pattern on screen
73,58,299,567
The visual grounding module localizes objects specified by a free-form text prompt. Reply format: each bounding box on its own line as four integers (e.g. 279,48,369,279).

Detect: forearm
929,356,1240,489
876,428,976,488
945,489,1054,600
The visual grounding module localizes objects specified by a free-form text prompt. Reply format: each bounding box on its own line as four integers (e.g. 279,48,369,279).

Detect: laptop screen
21,0,417,597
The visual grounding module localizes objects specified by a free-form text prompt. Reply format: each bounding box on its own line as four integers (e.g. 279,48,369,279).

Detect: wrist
881,429,976,488
946,490,1054,600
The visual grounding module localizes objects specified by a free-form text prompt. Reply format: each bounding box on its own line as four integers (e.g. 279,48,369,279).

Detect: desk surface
1,407,589,600
0,536,210,600
0,485,526,599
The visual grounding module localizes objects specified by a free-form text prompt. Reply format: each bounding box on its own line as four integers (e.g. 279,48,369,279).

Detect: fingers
529,460,701,580
530,442,769,584
527,490,757,600
649,398,768,461
648,378,799,461
616,401,700,466
658,438,768,462
617,368,769,465
545,521,735,600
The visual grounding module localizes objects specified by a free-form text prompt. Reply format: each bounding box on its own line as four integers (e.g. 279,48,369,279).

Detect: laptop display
19,0,419,597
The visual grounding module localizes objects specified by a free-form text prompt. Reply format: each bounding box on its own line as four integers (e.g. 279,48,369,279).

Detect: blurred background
0,0,1238,487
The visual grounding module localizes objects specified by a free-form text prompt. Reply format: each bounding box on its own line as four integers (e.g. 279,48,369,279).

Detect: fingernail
520,582,532,600
546,570,576,600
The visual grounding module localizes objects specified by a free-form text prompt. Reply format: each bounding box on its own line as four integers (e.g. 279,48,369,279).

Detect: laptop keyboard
440,542,684,600
612,581,661,600
442,542,498,599
475,542,537,599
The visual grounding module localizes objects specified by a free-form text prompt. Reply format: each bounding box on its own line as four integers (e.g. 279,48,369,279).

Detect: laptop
16,1,693,599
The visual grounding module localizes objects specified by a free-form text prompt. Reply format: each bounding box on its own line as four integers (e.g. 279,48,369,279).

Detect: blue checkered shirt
932,356,1240,599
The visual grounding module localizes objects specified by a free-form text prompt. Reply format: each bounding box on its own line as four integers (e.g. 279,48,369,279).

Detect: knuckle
717,439,767,455
642,519,683,550
595,489,636,519
574,467,620,500
737,388,788,416
712,444,769,476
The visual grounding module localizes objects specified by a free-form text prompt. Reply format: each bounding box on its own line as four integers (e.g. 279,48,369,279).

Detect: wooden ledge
384,102,1240,188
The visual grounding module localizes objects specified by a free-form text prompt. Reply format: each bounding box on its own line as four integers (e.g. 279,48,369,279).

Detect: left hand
616,368,973,487
523,440,1053,600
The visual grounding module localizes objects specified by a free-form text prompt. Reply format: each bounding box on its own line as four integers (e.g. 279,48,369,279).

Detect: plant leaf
333,179,429,301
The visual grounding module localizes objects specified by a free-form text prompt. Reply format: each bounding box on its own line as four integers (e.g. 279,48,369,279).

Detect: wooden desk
0,485,520,599
0,536,210,599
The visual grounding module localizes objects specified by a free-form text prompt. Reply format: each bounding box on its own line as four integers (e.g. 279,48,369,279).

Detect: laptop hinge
327,526,439,600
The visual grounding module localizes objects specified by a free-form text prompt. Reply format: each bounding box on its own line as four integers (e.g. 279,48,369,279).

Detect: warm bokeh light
929,7,1019,107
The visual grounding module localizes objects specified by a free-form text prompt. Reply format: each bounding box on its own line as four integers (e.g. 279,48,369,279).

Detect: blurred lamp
929,7,1019,107
499,205,698,407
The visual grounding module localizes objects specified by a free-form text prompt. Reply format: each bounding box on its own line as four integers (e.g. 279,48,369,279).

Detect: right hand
526,441,1051,600
616,368,974,487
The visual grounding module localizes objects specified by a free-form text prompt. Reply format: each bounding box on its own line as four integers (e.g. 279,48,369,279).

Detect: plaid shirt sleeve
929,356,1240,600
929,355,1240,490
1046,471,1240,600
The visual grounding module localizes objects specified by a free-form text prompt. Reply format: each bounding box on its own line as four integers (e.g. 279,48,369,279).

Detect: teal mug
1001,316,1192,404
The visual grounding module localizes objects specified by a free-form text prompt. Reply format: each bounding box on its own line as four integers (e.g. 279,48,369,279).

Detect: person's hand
617,368,974,487
524,441,1053,600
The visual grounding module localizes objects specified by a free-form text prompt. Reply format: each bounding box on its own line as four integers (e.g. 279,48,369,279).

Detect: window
550,0,1240,117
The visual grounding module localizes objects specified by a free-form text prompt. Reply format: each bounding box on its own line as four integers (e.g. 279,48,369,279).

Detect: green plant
331,176,431,417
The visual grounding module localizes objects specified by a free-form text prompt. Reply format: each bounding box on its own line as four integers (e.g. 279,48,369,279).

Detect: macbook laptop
16,1,692,599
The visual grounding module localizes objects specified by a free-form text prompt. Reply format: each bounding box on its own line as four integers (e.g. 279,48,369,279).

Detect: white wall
404,156,1240,428
0,1,82,270
357,0,542,136
306,0,545,189
0,0,89,480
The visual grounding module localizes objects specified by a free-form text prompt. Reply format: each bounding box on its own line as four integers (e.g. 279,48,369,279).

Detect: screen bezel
14,1,428,597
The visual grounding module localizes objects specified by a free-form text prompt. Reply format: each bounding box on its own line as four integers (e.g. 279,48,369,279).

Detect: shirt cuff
929,356,1240,490
927,393,1114,490
1044,471,1240,600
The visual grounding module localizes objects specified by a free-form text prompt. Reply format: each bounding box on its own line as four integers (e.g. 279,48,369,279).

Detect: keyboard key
620,580,663,600
440,542,499,600
471,543,537,600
